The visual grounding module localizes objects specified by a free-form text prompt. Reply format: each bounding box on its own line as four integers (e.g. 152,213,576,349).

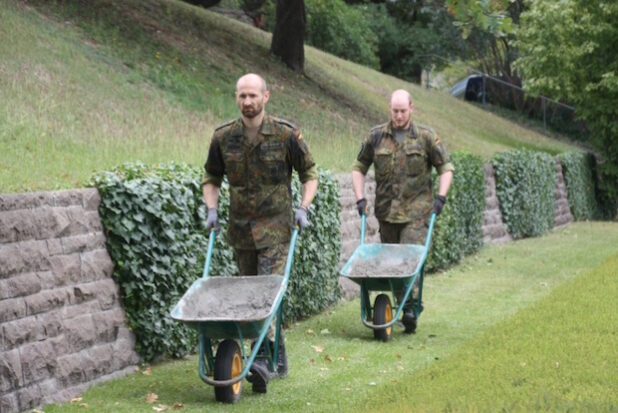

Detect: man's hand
432,195,447,216
205,208,220,231
356,198,368,216
294,207,309,234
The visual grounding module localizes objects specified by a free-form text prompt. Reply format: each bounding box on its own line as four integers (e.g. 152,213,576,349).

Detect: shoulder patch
272,117,297,130
417,124,435,134
214,119,236,132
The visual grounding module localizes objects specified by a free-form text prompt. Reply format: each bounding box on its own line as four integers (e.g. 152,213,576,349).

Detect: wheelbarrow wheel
214,339,243,403
373,294,393,342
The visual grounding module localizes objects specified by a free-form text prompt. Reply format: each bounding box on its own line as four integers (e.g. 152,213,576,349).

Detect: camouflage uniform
353,120,454,309
204,115,318,276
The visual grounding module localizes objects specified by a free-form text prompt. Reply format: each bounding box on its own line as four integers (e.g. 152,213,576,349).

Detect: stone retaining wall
0,189,139,413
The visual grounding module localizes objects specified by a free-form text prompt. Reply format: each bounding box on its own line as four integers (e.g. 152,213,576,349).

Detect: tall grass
2,0,581,192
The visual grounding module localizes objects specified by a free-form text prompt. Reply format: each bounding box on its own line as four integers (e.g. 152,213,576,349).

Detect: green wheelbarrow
170,228,299,403
340,212,436,341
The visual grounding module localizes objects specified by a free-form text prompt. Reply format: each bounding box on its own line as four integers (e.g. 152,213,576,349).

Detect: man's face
389,98,413,129
235,80,269,119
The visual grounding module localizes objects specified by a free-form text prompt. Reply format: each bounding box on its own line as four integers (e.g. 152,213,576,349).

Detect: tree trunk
270,0,305,72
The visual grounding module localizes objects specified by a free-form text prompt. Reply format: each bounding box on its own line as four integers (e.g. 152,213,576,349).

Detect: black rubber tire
214,339,243,403
373,294,393,342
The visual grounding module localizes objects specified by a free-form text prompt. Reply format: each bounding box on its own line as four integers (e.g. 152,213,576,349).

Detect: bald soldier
352,89,454,333
203,73,318,390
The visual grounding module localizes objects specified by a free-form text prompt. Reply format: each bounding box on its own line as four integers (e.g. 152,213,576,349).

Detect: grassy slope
41,222,618,412
0,0,579,192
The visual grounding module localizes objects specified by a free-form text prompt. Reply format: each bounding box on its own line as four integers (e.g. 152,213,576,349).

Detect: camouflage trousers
378,219,428,311
234,243,289,340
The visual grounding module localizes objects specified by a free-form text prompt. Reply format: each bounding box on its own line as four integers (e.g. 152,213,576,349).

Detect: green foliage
559,152,598,221
91,162,206,361
428,151,485,272
515,1,618,210
304,0,380,69
492,149,556,239
92,162,340,360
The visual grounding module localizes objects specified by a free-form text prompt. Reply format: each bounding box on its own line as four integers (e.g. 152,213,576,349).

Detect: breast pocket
405,147,427,177
224,151,246,186
374,147,393,180
259,144,286,184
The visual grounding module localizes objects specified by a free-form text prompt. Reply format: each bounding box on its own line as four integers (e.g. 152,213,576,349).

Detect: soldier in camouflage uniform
352,89,454,334
203,73,318,388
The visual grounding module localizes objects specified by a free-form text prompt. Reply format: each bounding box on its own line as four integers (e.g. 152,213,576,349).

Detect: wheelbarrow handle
202,229,216,279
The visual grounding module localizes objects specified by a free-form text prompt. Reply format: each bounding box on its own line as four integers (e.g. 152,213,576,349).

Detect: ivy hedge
492,149,557,239
427,151,485,272
559,152,599,221
92,162,340,361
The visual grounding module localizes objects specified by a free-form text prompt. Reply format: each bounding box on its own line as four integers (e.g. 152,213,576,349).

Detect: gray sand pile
347,255,420,277
176,276,283,320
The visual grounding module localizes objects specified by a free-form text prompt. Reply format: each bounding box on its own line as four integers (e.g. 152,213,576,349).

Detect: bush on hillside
492,149,556,239
559,152,599,221
427,151,485,272
92,162,340,361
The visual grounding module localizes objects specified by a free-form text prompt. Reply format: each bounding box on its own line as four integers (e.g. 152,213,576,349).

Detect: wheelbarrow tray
170,275,284,339
340,243,425,291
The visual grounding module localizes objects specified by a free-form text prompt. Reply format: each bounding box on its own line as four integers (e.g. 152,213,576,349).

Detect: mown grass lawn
40,222,618,412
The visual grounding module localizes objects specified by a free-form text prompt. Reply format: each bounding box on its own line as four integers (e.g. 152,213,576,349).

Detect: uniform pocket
374,147,393,180
224,151,245,186
405,147,427,176
259,143,286,184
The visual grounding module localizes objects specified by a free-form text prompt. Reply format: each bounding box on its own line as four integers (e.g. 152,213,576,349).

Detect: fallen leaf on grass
369,381,376,386
309,358,315,365
143,367,153,376
146,393,159,404
311,345,324,353
153,404,169,412
70,397,83,404
172,402,184,409
320,328,330,335
395,353,402,360
319,367,329,371
324,355,332,362
305,328,314,335
78,403,88,408
337,356,347,361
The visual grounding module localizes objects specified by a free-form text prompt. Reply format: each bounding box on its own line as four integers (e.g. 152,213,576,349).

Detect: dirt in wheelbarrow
179,276,283,320
348,256,420,277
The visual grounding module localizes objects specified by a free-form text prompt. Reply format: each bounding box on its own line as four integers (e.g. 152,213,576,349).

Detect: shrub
492,149,556,239
427,151,485,272
559,152,599,221
92,162,340,361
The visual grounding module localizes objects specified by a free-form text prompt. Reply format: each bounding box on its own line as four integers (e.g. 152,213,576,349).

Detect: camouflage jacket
353,121,454,223
204,115,318,249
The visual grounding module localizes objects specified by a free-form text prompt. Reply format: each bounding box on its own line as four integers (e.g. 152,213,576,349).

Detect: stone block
86,211,103,231
0,192,53,212
36,271,56,290
53,190,84,207
0,272,41,299
2,315,46,349
62,206,91,237
0,240,50,277
64,313,95,352
0,349,23,392
72,279,117,309
46,238,64,255
88,344,114,378
0,298,27,323
82,189,101,211
112,338,140,369
80,249,113,282
33,206,71,240
49,254,81,285
0,210,36,244
61,233,106,255
0,392,18,413
39,311,63,338
17,383,43,411
60,300,101,320
25,288,70,316
91,309,121,343
20,340,57,385
56,351,94,387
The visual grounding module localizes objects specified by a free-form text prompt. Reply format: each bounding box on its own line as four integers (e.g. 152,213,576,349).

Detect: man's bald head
390,89,412,106
389,89,414,129
236,73,268,93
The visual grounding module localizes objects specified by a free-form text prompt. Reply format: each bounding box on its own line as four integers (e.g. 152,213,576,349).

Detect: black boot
247,340,270,393
276,341,288,377
401,309,417,334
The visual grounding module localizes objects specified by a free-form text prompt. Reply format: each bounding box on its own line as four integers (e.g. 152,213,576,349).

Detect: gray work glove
356,198,368,216
432,195,447,216
205,208,220,232
294,207,309,234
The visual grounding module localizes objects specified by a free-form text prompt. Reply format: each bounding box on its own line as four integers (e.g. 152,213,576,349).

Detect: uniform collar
258,115,276,136
387,121,418,139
